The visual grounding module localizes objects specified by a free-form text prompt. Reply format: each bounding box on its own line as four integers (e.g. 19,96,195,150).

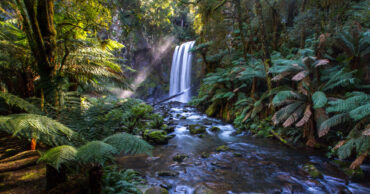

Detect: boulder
143,130,169,144
188,124,206,134
302,163,322,178
194,184,213,194
157,170,179,177
145,187,169,194
216,145,229,152
201,152,210,158
210,126,220,132
173,154,188,163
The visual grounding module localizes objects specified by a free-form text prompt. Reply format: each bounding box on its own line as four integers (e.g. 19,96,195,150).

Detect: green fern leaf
39,145,77,170
103,133,152,155
77,141,117,166
312,91,327,109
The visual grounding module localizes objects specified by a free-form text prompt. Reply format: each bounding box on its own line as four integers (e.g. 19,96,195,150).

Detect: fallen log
270,130,296,149
152,88,191,106
0,150,39,163
0,155,40,173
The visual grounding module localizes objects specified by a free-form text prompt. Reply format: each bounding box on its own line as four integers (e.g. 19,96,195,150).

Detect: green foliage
38,145,77,170
102,167,143,194
0,91,40,114
312,91,327,109
0,114,76,147
103,133,152,155
320,92,369,160
77,141,117,166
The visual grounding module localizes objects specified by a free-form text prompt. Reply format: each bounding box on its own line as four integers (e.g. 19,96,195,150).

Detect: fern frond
0,92,41,114
103,133,152,155
319,113,350,137
77,141,117,166
272,91,303,105
349,104,370,121
39,145,77,170
312,91,327,109
0,114,76,146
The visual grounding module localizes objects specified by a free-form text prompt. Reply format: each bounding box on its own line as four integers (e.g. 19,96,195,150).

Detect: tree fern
77,141,117,166
0,91,41,114
0,114,76,146
39,145,77,170
103,133,152,155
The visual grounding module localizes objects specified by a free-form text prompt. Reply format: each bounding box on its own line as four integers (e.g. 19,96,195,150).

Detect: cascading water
169,41,196,103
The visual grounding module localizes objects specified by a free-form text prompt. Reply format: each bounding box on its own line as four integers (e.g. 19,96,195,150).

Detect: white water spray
169,41,195,103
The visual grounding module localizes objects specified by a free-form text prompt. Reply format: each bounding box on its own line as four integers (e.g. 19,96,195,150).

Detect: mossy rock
180,116,187,119
157,170,179,177
160,124,168,130
233,152,242,157
216,145,229,152
173,154,189,163
194,184,213,194
210,126,220,132
332,160,350,168
176,113,181,118
205,102,218,117
189,124,206,134
145,187,169,194
143,130,169,144
303,163,323,178
165,126,175,133
343,168,364,181
332,160,365,181
201,152,210,158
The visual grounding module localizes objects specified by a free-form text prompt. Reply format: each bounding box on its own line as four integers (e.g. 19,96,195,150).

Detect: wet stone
216,145,229,152
144,187,169,194
201,152,210,158
210,126,221,132
188,124,206,134
157,170,179,177
173,154,189,163
302,163,323,178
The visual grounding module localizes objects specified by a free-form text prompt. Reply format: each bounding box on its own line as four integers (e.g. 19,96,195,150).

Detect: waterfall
169,41,195,103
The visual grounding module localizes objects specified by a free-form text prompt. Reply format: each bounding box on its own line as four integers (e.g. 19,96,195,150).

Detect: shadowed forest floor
0,133,45,194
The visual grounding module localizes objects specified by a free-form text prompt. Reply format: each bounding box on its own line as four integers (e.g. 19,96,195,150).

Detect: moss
216,145,229,152
201,152,210,158
189,124,206,134
19,168,46,181
210,126,220,132
145,187,169,194
233,152,242,157
205,102,218,117
173,154,188,162
143,130,168,144
343,168,364,180
303,163,322,178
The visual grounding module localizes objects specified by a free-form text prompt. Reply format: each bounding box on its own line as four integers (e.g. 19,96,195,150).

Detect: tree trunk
255,0,273,112
89,166,103,194
30,138,37,150
299,0,308,48
234,0,247,61
17,0,57,102
46,164,67,190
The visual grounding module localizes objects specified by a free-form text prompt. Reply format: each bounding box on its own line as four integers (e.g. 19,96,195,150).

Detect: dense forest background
0,0,369,193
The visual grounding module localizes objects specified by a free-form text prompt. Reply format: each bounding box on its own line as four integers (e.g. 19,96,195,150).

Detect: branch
213,0,227,11
178,0,201,5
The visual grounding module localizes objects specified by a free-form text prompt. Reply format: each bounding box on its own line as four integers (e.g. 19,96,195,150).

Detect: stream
117,102,370,193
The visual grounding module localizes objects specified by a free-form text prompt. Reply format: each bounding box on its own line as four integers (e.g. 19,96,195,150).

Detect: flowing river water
117,103,370,193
